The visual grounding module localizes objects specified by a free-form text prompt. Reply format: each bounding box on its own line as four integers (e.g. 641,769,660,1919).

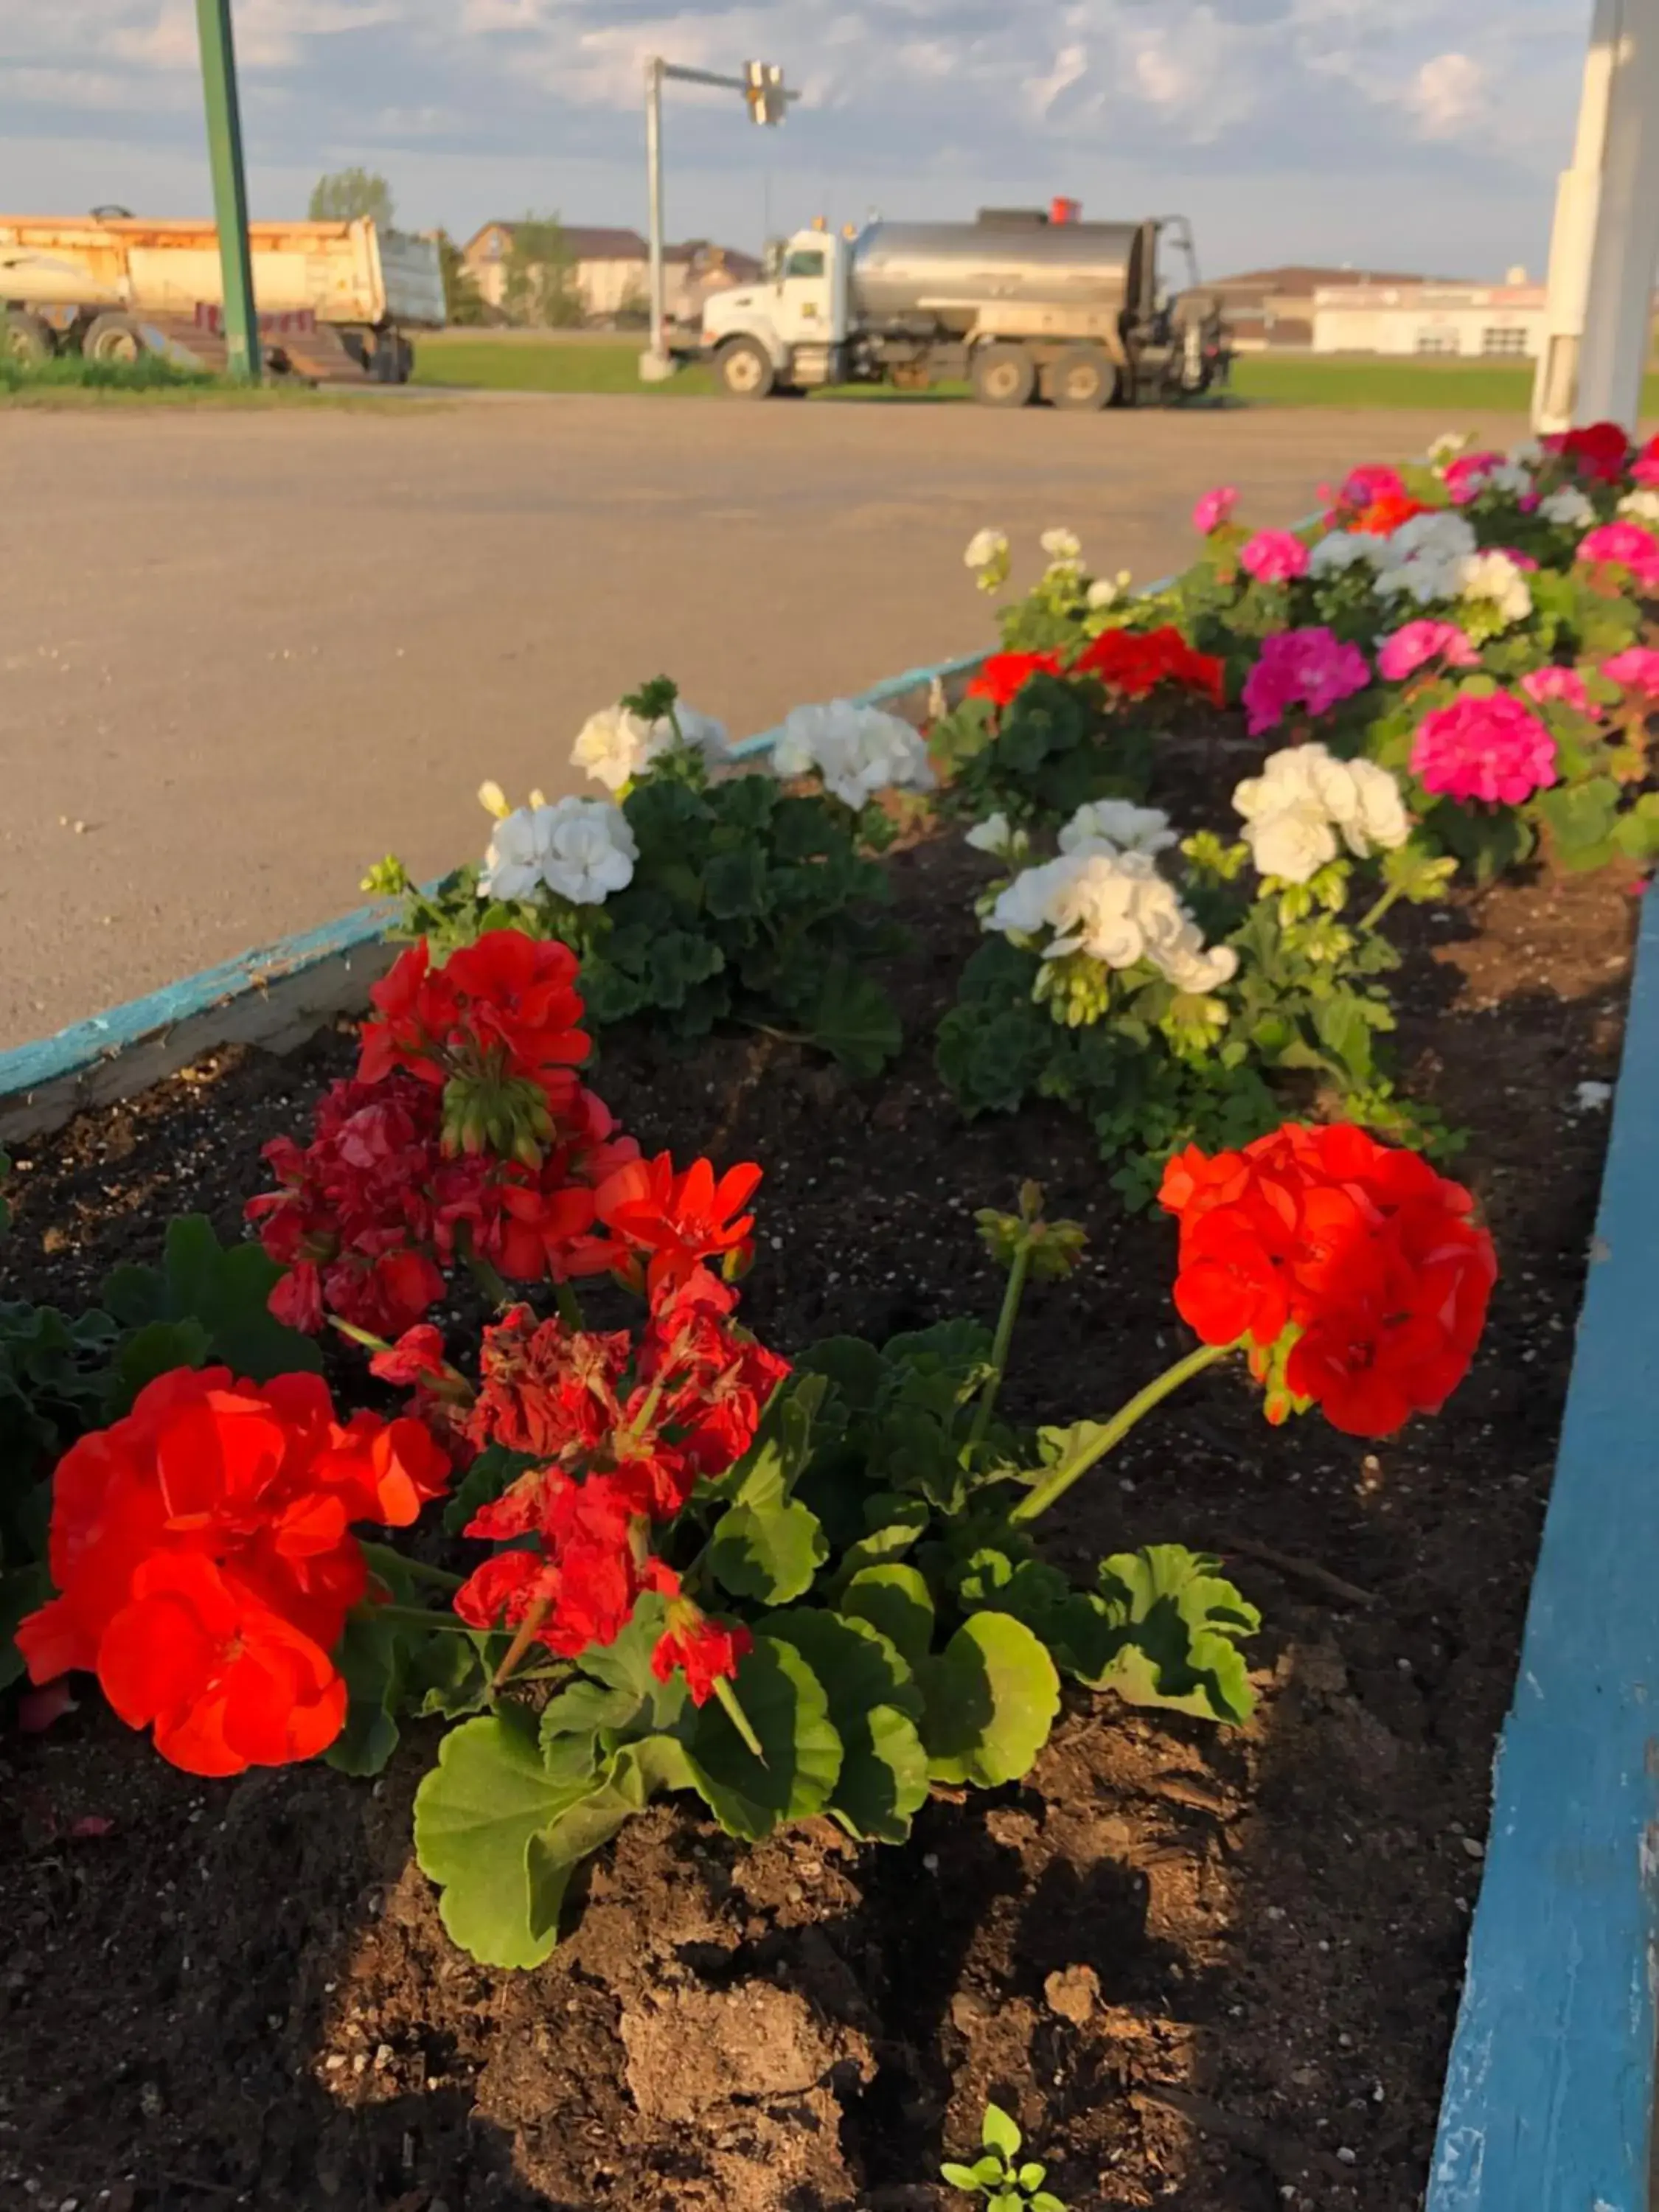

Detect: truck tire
83,313,147,364
717,338,776,399
3,310,55,364
1048,346,1115,411
971,344,1037,409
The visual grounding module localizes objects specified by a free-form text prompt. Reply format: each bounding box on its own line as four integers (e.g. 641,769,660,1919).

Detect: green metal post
195,0,260,383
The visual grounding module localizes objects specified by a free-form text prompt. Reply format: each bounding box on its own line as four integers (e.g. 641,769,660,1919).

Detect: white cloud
1409,50,1486,136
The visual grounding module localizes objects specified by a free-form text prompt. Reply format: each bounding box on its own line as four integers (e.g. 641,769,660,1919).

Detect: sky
0,0,1596,279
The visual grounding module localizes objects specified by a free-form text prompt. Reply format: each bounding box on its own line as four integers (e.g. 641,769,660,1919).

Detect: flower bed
1,421,1653,2212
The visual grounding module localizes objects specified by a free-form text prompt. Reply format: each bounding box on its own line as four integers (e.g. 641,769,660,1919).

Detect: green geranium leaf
412,1708,600,1968
0,1561,51,1691
761,1607,928,1843
327,1605,405,1778
680,1634,843,1840
442,1441,539,1534
794,1335,888,1414
703,845,769,920
1091,1545,1261,1724
807,959,901,1079
101,1215,321,1381
918,1612,1060,1788
524,1736,695,1939
108,1318,214,1413
838,1563,936,1668
709,1495,830,1604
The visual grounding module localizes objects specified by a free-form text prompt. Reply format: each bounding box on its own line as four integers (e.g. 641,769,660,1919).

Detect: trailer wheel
83,313,146,364
3,310,55,364
1048,346,1115,412
971,344,1037,409
717,338,776,399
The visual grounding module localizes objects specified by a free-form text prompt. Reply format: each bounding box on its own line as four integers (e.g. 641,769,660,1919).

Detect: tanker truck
678,207,1231,407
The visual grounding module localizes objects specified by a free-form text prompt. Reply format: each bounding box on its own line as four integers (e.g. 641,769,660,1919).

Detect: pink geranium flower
1444,451,1507,505
1376,620,1481,684
1631,437,1659,490
1239,529,1310,585
1193,485,1238,535
1518,665,1599,717
1410,692,1559,807
1241,626,1371,737
1602,644,1659,700
1578,521,1659,591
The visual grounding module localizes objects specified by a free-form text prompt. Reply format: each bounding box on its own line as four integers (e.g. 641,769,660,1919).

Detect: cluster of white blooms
1057,798,1180,858
963,528,1011,592
965,812,1029,861
1458,548,1533,626
1370,509,1479,604
1618,488,1659,526
1232,743,1410,886
1307,531,1376,578
1541,484,1597,529
1040,526,1083,570
771,699,938,810
571,700,728,793
1476,460,1534,498
481,795,639,905
987,849,1238,994
1087,569,1133,610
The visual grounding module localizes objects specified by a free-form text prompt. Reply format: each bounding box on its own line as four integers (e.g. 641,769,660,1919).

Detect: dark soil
0,816,1636,2212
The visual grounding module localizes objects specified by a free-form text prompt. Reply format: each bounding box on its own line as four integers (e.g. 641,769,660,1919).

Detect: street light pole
195,0,260,383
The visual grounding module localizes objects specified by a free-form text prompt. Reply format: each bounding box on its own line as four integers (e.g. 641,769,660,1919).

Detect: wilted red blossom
651,1613,754,1705
1071,625,1226,709
15,1367,449,1776
1544,420,1630,485
358,931,589,1115
1158,1122,1496,1438
967,650,1063,709
597,1154,762,1298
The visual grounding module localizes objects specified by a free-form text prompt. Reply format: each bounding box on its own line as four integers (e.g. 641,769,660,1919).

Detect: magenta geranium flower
1193,485,1237,535
1241,626,1371,737
1240,529,1310,585
1518,665,1599,717
1444,451,1507,505
1410,692,1559,807
1602,645,1659,699
1578,521,1659,591
1376,620,1481,684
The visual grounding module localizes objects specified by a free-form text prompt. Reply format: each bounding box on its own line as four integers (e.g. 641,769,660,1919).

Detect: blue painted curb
1427,884,1659,2211
0,647,985,1121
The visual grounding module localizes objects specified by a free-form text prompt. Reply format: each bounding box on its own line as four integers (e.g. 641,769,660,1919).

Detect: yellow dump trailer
0,214,445,380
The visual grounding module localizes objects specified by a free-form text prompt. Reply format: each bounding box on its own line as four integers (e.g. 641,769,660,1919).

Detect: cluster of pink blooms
1241,625,1371,737
1577,521,1659,592
1376,621,1481,684
1192,484,1237,535
1410,692,1559,807
1604,644,1659,700
1239,529,1310,585
1518,666,1599,717
1443,451,1513,507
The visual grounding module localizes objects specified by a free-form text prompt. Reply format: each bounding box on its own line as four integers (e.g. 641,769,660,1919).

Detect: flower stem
361,1542,464,1594
969,1241,1033,1453
1007,1342,1230,1526
357,1601,475,1635
1357,880,1405,934
553,1277,585,1332
466,1247,515,1310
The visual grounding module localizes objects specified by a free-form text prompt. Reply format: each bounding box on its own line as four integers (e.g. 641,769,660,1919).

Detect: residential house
459,224,759,326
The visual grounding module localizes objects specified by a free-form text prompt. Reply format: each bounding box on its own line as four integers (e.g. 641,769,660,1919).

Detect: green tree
502,213,585,329
309,169,397,229
437,230,487,326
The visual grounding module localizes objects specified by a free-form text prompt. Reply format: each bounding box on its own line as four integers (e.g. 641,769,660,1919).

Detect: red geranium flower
597,1153,762,1298
1545,420,1630,485
652,1614,754,1705
966,651,1062,709
1072,626,1225,708
1158,1121,1496,1438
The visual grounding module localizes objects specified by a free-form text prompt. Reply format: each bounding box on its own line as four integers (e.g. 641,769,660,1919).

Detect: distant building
459,223,759,326
1211,264,1453,352
1311,276,1546,358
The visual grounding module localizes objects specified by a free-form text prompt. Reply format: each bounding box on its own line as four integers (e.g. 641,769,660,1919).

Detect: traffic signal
743,60,787,125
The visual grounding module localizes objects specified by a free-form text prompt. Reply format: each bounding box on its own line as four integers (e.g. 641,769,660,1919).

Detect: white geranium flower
964,527,1009,571
1045,853,1149,967
480,806,556,902
1511,438,1545,467
772,700,936,808
1233,742,1408,880
1458,549,1532,627
966,811,1018,858
1059,799,1179,858
535,796,639,905
1040,526,1082,563
1372,509,1478,607
1543,485,1596,528
1247,799,1340,884
1087,571,1133,610
1309,531,1377,578
1618,488,1659,526
1338,757,1411,856
986,853,1074,940
675,704,730,761
986,848,1231,986
1157,922,1239,994
1481,462,1534,498
571,703,677,793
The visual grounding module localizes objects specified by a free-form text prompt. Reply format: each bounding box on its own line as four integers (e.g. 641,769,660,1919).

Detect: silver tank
849,219,1147,332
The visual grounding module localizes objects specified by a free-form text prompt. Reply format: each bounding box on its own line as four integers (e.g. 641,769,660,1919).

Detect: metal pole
641,56,672,380
1534,0,1659,431
195,0,260,383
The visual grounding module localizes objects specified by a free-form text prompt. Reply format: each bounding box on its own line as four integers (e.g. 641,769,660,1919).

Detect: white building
1312,275,1547,359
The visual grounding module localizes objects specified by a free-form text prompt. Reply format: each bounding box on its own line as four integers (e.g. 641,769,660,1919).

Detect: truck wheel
83,313,147,364
1048,346,1115,411
717,338,776,399
3,310,55,365
971,344,1037,408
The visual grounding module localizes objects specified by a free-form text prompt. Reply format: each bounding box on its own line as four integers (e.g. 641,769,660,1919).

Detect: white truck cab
698,224,852,396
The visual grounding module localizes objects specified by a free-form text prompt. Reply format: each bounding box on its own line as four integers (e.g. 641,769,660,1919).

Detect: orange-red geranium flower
597,1153,762,1298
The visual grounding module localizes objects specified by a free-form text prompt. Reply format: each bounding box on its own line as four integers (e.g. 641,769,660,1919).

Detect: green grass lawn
0,355,346,407
414,330,1659,415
